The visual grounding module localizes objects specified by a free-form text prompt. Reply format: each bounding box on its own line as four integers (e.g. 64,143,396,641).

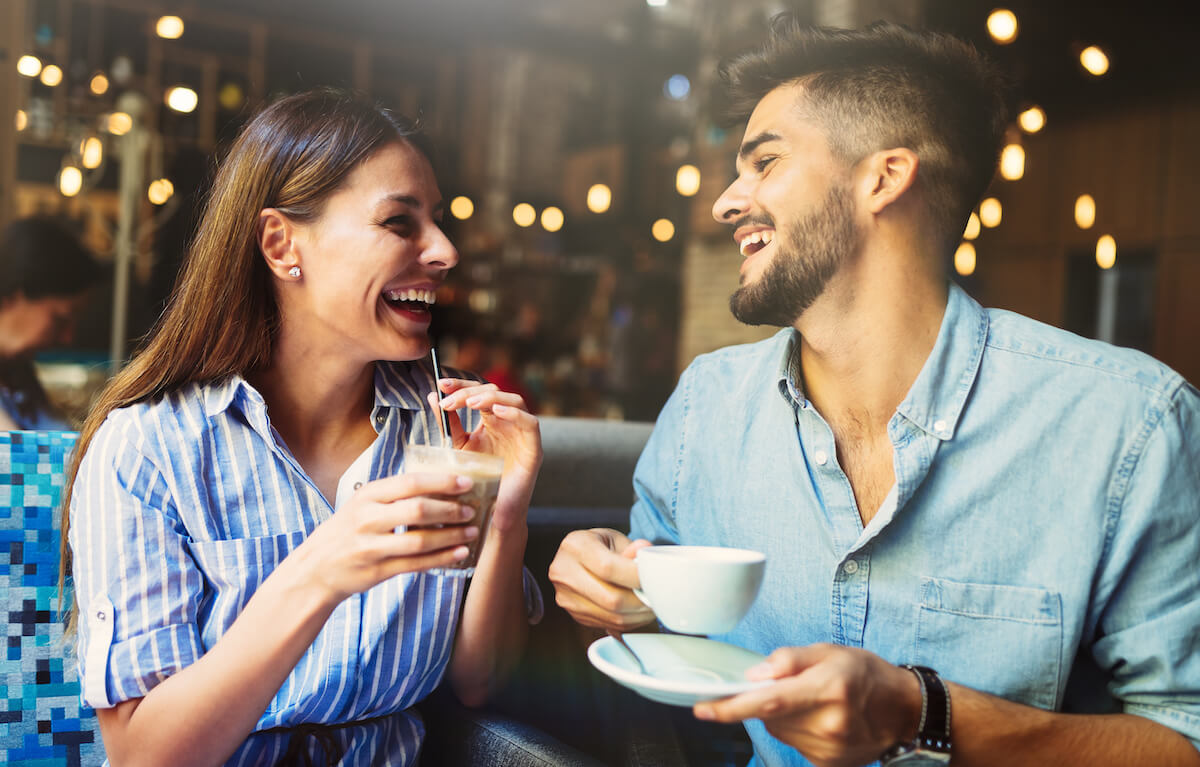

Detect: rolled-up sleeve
1091,381,1200,749
628,365,689,545
69,411,205,708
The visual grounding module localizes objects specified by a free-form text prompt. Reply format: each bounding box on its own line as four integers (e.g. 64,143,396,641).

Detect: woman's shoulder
94,379,230,453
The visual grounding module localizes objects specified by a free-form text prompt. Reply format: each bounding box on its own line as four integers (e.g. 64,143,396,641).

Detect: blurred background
2,0,1197,426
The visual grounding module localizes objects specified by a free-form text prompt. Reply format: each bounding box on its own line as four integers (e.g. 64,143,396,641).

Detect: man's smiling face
711,83,861,327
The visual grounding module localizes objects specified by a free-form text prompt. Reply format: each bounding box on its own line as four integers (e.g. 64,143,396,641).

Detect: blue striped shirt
69,359,540,766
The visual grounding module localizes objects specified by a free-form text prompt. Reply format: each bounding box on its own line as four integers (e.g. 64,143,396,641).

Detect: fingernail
456,475,474,489
439,397,453,407
466,395,482,407
460,504,475,520
493,403,510,414
464,526,479,539
454,545,470,559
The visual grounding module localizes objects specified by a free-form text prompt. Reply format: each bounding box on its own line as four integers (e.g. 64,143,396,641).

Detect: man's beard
729,183,858,327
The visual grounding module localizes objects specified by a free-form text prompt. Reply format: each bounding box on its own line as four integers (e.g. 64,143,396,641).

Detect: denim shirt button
843,559,860,575
934,419,948,433
814,450,829,466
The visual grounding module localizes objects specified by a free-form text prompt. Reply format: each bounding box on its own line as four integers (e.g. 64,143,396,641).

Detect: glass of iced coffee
404,444,505,577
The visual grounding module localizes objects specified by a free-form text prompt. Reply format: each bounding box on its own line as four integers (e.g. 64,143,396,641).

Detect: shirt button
95,610,107,621
843,560,859,575
933,419,947,434
375,412,386,425
814,450,829,466
353,481,363,491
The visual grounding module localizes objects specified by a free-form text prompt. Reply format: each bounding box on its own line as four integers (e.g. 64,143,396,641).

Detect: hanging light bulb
450,196,474,220
80,136,103,169
979,198,1002,228
165,86,198,113
1000,144,1025,181
59,165,83,197
39,64,63,87
16,55,42,78
155,15,185,39
512,203,536,227
1074,195,1096,229
106,112,133,136
963,213,981,241
541,206,564,232
986,10,1018,44
587,183,612,214
1018,106,1046,134
651,218,675,242
1095,235,1116,269
148,178,174,205
1080,46,1109,76
954,242,977,276
675,164,701,197
90,72,110,95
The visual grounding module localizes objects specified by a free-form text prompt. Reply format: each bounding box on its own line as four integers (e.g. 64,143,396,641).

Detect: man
549,16,1200,767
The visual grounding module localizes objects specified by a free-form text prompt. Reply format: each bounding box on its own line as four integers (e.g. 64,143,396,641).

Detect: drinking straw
429,347,452,446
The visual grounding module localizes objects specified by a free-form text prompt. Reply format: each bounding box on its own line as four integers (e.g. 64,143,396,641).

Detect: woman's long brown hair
59,88,426,627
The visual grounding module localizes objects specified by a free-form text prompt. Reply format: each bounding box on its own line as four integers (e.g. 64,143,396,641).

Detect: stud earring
288,266,301,278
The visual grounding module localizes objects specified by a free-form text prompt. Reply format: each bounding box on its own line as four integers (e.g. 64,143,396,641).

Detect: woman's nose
420,226,459,270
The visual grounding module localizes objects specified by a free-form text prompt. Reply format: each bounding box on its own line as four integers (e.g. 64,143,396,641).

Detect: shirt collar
894,282,988,440
202,360,436,419
772,282,988,440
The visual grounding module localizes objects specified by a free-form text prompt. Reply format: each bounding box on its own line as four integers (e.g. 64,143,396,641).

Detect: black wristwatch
880,665,952,765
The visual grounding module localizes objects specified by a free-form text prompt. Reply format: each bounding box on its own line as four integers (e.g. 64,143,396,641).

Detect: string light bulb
675,164,701,197
587,183,612,214
156,16,185,39
1074,195,1096,229
165,86,198,113
954,242,976,276
1000,144,1025,180
541,206,564,232
16,55,42,78
1095,235,1116,269
1018,106,1046,134
1080,46,1109,76
979,198,1002,228
450,196,474,220
987,10,1018,44
512,203,536,228
963,213,981,241
651,218,675,242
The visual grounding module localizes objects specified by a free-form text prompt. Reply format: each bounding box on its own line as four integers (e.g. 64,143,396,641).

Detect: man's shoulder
982,308,1186,401
681,329,792,379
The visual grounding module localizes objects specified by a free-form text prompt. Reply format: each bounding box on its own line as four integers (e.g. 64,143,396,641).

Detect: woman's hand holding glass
289,471,480,602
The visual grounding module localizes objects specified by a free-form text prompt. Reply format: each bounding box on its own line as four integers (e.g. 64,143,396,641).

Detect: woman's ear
258,208,301,279
859,147,919,215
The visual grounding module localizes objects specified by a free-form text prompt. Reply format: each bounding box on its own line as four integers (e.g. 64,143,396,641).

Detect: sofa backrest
1,430,103,767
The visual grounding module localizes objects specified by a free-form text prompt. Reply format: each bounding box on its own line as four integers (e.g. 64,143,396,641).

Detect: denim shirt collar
773,282,989,441
896,282,988,440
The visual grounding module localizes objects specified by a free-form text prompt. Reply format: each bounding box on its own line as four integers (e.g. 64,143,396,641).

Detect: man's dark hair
721,15,1009,252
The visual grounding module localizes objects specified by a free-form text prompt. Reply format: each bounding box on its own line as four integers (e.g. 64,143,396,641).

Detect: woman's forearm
97,555,337,767
448,516,530,707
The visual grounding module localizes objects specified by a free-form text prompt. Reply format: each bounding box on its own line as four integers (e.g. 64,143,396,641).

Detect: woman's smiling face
281,140,458,365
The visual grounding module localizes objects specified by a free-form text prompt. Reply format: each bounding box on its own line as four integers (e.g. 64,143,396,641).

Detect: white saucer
587,633,771,707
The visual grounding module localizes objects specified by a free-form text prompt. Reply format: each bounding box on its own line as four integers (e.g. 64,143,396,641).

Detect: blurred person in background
0,216,101,430
61,88,544,767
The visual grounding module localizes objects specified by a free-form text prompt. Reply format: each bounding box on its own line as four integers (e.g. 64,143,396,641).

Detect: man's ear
858,147,919,215
258,208,300,279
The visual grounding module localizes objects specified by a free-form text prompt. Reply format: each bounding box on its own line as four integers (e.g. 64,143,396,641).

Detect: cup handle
632,588,653,609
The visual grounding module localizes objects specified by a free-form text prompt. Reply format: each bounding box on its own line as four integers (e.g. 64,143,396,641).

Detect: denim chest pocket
914,577,1063,710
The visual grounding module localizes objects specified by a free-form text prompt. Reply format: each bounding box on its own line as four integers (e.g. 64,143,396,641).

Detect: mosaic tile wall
1,431,103,766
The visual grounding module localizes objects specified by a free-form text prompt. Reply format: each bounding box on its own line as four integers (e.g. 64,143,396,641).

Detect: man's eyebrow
738,131,782,162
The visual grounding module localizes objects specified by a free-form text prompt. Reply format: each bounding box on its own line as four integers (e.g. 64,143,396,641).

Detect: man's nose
712,177,749,224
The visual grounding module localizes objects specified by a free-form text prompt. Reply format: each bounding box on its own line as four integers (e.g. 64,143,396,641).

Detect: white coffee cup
634,545,766,635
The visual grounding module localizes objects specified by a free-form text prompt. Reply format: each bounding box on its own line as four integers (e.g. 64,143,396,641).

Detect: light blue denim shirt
630,284,1200,766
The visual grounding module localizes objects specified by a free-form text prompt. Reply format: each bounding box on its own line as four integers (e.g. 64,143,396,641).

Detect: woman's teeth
739,230,774,257
383,288,436,306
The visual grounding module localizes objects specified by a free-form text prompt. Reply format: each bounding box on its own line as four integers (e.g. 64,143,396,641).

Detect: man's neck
794,254,948,439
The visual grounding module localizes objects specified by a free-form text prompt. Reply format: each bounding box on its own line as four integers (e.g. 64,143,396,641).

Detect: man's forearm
949,682,1200,766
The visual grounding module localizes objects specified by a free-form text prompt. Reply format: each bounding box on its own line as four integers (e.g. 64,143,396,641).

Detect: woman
0,216,100,430
62,88,542,766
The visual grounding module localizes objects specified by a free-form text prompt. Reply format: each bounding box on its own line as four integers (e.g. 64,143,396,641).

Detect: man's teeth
739,230,774,257
383,288,436,305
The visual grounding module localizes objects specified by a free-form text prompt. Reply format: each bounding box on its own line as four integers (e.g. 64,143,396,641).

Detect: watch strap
881,664,952,764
